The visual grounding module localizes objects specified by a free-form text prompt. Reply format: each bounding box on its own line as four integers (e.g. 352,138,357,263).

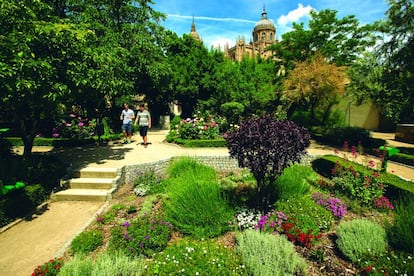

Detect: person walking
120,103,135,144
134,103,151,147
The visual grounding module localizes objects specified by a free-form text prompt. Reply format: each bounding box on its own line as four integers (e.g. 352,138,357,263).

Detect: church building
225,8,277,61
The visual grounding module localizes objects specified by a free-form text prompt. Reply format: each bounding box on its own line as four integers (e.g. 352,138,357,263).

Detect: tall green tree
348,0,414,122
0,0,90,156
272,9,376,67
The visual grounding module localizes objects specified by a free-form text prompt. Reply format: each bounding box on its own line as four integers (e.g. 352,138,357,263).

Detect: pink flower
78,122,84,127
52,133,60,138
70,114,76,118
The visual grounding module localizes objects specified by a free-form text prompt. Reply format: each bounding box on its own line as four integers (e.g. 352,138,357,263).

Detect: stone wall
124,155,316,184
124,156,240,184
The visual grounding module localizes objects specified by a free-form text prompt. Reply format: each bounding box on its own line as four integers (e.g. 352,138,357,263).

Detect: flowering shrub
169,112,223,140
233,207,262,230
147,238,247,275
254,209,322,248
56,114,96,140
373,195,394,211
332,142,387,206
31,258,63,276
109,212,172,257
312,192,347,218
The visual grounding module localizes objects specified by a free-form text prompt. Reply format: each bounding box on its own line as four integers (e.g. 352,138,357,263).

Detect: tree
283,53,347,127
273,9,376,67
0,0,90,157
348,0,414,123
225,116,310,210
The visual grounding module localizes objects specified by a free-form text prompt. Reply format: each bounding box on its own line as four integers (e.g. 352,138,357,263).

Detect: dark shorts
139,126,148,137
122,122,132,133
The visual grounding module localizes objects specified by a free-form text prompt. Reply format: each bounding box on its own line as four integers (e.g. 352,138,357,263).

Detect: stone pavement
1,130,413,276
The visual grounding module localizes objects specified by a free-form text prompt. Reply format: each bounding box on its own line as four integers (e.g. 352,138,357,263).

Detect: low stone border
124,155,317,184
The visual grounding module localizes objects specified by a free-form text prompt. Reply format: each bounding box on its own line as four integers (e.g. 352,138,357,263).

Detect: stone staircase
51,167,123,202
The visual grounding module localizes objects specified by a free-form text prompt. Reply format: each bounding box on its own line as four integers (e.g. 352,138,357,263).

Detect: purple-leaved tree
224,115,311,210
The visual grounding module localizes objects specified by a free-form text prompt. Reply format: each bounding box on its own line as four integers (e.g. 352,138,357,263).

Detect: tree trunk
22,133,35,158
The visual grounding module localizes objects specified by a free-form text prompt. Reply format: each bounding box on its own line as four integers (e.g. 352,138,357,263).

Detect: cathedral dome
253,8,275,32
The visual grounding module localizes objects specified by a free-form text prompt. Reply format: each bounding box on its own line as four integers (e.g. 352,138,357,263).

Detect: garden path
1,130,413,276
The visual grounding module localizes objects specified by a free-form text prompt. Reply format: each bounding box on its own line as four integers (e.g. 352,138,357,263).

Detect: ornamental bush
146,238,247,275
236,229,307,276
336,219,388,263
224,115,310,210
109,212,172,257
164,158,235,238
70,229,103,254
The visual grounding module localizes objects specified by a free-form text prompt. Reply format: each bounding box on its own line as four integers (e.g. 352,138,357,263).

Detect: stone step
73,167,120,178
66,177,119,189
51,188,116,202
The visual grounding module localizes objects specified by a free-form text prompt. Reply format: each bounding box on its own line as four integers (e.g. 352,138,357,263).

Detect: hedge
6,134,123,147
169,138,226,148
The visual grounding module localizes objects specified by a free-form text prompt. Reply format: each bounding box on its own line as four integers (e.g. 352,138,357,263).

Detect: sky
151,0,390,49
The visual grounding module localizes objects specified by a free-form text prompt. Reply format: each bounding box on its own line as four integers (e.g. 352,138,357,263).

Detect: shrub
70,229,103,254
220,101,244,126
317,126,372,148
25,184,47,206
236,230,307,276
167,112,223,141
31,258,63,276
387,196,414,253
109,212,172,257
336,219,388,263
332,160,387,206
133,169,163,196
219,170,257,206
311,155,414,195
58,251,145,276
224,115,310,210
312,192,347,218
56,115,96,140
164,158,234,238
146,238,247,275
275,196,334,233
274,164,315,200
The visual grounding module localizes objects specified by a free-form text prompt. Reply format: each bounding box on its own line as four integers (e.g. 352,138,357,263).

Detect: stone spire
189,15,201,42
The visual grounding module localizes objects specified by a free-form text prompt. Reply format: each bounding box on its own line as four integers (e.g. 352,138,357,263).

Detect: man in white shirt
120,103,135,144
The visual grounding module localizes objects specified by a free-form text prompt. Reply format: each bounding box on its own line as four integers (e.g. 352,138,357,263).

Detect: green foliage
236,230,307,276
164,158,234,238
358,251,414,275
32,258,63,276
220,101,244,125
109,212,172,257
24,184,47,206
332,161,386,206
312,155,414,195
179,138,226,148
316,126,372,148
133,169,163,196
58,251,145,276
336,219,388,263
56,116,96,140
70,230,103,254
387,195,414,253
147,238,247,275
275,196,334,233
274,164,315,200
167,113,222,141
219,170,258,206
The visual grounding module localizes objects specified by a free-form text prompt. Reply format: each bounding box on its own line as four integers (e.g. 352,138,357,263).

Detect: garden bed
34,157,413,276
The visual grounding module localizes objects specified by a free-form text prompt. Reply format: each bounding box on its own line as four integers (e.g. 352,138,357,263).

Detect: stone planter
395,124,414,144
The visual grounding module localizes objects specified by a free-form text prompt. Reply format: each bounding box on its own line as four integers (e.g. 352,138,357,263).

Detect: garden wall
124,155,315,184
124,156,240,183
